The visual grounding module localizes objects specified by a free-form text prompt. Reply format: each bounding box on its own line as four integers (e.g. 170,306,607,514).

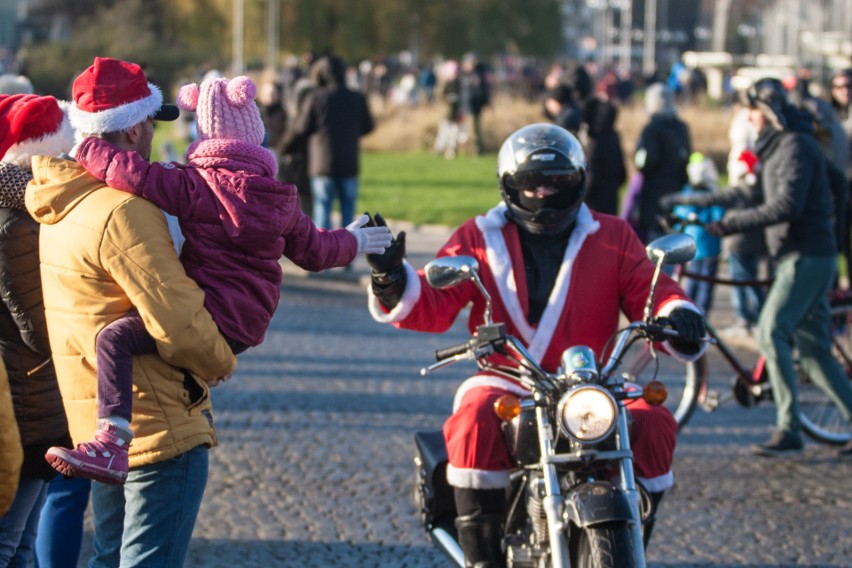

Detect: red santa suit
369,203,701,493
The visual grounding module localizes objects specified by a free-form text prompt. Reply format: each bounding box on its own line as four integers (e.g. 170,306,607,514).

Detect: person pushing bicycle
703,78,852,458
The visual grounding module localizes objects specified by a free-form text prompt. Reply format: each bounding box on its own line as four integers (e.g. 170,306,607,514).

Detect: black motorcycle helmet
745,77,790,131
498,123,587,235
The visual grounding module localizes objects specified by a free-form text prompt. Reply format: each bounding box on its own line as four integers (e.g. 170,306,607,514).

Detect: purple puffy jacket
76,137,357,346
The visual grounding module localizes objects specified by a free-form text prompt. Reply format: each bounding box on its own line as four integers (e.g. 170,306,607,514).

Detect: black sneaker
751,430,804,457
838,439,852,459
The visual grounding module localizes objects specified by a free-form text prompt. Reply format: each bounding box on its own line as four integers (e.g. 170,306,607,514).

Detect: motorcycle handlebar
435,342,471,362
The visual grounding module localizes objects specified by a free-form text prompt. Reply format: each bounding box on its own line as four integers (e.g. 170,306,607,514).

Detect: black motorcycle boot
455,513,505,568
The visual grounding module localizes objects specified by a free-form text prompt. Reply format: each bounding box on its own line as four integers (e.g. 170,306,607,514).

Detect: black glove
364,212,407,310
704,220,729,237
365,212,406,275
666,308,706,347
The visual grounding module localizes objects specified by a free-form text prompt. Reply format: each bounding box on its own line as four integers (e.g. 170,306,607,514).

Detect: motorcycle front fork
534,404,647,567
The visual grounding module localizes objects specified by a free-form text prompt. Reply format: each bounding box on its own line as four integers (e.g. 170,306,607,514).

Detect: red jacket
370,203,701,372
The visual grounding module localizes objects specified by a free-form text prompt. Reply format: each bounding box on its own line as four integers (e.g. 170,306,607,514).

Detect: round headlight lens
557,385,618,443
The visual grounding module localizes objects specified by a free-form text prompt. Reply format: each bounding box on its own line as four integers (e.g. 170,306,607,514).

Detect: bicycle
620,215,852,445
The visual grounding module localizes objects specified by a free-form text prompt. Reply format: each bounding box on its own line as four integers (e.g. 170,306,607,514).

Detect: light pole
232,0,244,75
265,0,280,72
643,0,657,76
620,0,632,69
232,0,282,76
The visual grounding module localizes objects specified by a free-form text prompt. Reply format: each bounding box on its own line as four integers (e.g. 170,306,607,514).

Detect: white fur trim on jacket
69,83,163,135
367,261,421,323
475,202,601,361
3,115,75,169
446,464,511,490
655,299,708,362
638,471,674,493
452,373,531,413
613,470,674,493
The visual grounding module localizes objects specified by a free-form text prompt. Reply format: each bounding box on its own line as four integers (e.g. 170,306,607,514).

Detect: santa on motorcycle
366,123,707,567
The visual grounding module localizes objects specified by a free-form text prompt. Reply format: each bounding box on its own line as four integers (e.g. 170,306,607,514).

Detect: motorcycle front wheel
619,342,707,430
571,523,637,568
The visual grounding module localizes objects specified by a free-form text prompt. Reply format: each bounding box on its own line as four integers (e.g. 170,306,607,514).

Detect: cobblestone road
79,223,851,567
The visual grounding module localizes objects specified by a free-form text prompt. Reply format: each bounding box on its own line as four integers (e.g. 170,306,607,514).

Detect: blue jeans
310,176,359,230
727,252,765,325
90,446,209,568
35,476,91,568
0,477,49,567
758,255,852,433
683,256,718,315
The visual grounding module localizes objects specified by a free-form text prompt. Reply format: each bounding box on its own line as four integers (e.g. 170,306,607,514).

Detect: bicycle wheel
618,341,707,430
798,300,852,445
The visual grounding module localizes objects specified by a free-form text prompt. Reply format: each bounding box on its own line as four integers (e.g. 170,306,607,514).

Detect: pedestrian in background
829,68,852,283
433,60,464,159
286,55,374,231
632,83,691,243
705,78,852,458
563,62,627,216
666,152,725,316
278,77,315,214
458,51,490,155
0,94,76,566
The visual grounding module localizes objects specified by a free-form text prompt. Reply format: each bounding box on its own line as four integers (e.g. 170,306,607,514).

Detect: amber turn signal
494,394,521,421
642,380,668,405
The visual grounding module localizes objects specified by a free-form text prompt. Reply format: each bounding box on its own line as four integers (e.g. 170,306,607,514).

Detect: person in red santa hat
47,67,390,487
0,93,76,566
24,57,239,567
365,123,707,566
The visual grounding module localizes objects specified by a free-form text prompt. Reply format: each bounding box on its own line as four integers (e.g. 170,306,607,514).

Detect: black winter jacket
582,98,626,216
285,56,374,178
0,165,70,480
722,110,837,260
634,113,691,237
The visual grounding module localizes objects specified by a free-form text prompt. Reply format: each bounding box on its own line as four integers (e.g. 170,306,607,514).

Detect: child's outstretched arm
75,137,194,218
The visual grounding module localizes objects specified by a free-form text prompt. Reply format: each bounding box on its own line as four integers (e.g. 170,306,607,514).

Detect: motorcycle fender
562,481,636,529
413,430,457,528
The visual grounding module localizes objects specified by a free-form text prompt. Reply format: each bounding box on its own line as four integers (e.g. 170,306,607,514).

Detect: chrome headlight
556,385,618,444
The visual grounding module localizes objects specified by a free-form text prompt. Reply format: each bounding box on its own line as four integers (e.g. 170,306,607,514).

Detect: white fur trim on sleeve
655,299,708,362
367,261,422,323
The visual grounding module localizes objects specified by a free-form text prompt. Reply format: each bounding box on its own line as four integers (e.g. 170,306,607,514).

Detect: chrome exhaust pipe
430,527,465,567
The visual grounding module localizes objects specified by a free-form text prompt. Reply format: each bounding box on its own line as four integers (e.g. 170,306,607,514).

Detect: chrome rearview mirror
642,233,696,323
424,256,493,325
425,256,480,289
645,233,697,266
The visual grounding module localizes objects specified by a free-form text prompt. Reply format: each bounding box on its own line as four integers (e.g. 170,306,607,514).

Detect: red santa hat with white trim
68,57,178,135
0,94,75,168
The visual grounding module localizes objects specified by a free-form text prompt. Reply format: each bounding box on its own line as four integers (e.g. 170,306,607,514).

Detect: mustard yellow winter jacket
0,357,22,515
25,157,237,468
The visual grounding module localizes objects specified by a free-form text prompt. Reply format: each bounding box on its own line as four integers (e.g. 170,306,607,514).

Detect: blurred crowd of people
2,41,852,565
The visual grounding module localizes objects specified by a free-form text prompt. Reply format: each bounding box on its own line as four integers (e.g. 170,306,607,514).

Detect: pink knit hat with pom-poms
177,75,265,145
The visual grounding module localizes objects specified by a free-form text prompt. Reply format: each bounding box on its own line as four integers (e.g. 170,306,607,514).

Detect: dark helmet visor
504,169,584,195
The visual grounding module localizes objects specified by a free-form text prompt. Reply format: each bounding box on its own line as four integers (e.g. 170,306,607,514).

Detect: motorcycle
412,233,697,568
